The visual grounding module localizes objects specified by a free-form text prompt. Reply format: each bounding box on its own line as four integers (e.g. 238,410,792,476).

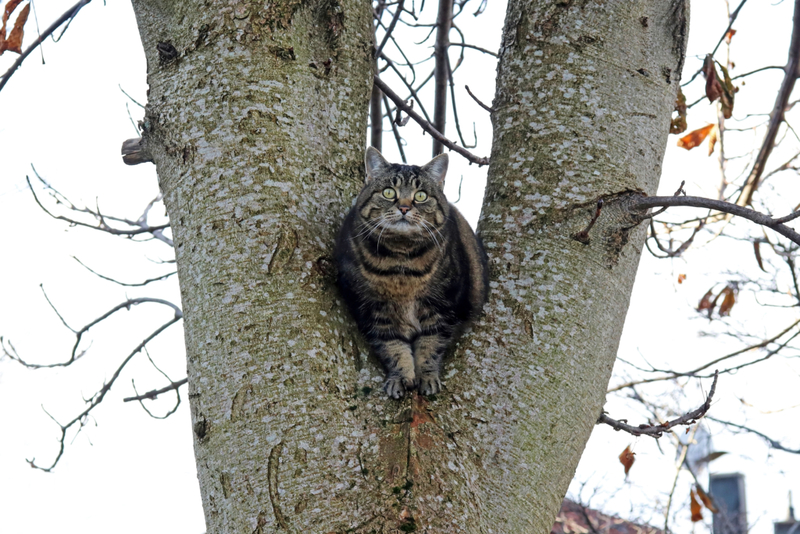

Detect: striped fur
335,148,488,398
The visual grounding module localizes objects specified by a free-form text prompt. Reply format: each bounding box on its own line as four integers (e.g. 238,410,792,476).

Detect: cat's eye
382,188,396,199
414,191,428,202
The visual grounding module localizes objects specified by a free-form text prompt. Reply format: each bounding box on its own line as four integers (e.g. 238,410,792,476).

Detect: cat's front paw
384,375,417,399
418,374,442,396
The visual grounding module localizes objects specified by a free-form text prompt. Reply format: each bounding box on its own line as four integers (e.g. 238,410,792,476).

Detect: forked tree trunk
130,0,687,532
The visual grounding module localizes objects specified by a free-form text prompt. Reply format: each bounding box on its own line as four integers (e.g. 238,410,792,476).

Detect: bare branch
72,257,177,287
374,75,489,165
26,315,182,471
448,42,497,57
124,378,188,403
3,298,182,369
382,94,408,163
0,0,92,94
598,372,718,438
121,137,153,166
432,0,454,156
465,85,493,112
708,417,800,454
682,0,749,87
631,194,800,246
375,0,405,58
737,0,800,206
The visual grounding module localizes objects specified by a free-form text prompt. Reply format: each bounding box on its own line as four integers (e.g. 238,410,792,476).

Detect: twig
374,75,489,165
26,315,182,471
0,0,92,93
631,194,800,246
448,42,497,57
708,417,800,454
432,0,454,156
465,85,493,112
2,298,182,369
382,94,408,162
737,0,800,206
598,371,718,438
72,257,177,287
124,378,188,403
682,0,749,87
375,0,405,58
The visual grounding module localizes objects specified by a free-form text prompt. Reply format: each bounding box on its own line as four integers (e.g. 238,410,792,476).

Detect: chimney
710,473,747,534
775,491,799,534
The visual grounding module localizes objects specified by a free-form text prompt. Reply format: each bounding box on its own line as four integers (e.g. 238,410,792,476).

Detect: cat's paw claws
418,375,442,396
384,376,415,399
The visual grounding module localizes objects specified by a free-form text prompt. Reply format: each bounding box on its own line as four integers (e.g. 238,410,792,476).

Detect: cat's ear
365,147,391,183
421,153,448,186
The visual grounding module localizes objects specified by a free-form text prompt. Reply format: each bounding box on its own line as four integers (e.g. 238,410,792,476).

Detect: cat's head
355,147,450,239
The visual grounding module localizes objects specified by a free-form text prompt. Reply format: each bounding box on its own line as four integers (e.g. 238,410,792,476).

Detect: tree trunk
129,0,687,532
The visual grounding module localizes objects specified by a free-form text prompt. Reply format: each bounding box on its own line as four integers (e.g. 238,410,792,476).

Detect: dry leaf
677,124,716,150
703,55,724,103
754,241,766,272
670,88,688,135
619,445,635,476
696,451,728,465
725,29,737,44
697,289,715,313
0,1,28,55
690,489,704,522
718,285,737,316
678,274,687,284
719,65,736,119
696,485,719,513
708,125,718,156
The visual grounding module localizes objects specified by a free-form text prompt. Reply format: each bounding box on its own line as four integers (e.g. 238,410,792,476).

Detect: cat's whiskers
354,216,385,241
417,218,443,250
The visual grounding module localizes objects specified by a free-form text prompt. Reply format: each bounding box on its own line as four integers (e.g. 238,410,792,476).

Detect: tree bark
129,0,687,532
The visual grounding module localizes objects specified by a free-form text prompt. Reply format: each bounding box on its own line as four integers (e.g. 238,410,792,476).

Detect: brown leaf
718,285,737,316
696,451,728,465
696,485,719,513
0,2,29,54
703,55,724,103
678,274,687,284
677,124,716,151
691,489,704,522
725,29,737,44
619,445,635,476
719,65,736,119
697,288,715,313
754,241,767,272
708,125,718,156
670,88,688,135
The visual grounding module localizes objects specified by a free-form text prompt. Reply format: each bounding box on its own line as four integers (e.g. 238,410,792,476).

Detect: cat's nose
398,205,411,215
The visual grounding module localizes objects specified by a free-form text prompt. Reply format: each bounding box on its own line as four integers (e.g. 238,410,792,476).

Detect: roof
552,499,664,534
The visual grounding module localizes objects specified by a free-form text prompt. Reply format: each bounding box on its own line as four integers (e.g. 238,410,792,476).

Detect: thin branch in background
26,314,182,472
737,0,800,206
375,0,405,58
382,94,408,163
2,298,182,369
631,194,800,246
0,0,92,93
598,371,718,438
609,320,800,392
465,84,493,112
682,0,749,87
664,425,698,533
731,65,784,80
124,378,188,404
72,257,177,287
432,0,454,156
374,75,489,165
27,171,172,245
370,74,383,150
446,54,477,149
118,84,145,108
709,417,800,454
448,42,497,57
646,218,704,258
126,348,184,419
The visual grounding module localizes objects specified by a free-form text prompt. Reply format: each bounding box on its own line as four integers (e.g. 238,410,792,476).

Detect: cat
335,147,488,398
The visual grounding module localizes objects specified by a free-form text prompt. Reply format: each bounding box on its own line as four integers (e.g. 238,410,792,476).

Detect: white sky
0,1,798,533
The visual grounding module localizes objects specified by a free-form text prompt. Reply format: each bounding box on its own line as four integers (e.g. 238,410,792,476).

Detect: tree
6,0,753,531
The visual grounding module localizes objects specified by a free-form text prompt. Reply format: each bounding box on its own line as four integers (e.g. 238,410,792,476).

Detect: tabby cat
335,148,488,398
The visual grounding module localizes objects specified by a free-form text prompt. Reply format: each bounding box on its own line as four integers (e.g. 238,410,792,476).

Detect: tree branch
374,75,489,165
124,378,188,403
432,0,454,156
0,0,92,94
631,194,800,246
598,371,718,438
708,417,800,454
737,0,800,206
